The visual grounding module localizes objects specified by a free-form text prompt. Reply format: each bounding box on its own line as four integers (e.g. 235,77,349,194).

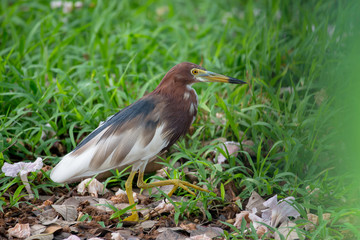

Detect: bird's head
160,62,247,87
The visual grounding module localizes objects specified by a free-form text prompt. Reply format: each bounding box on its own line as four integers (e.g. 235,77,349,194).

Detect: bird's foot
123,212,139,222
139,178,209,197
168,179,209,196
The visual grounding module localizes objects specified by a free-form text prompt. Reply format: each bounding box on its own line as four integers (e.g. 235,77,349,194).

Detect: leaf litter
1,156,309,239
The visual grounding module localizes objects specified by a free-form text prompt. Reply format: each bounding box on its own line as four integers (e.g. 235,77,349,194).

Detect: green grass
1,0,360,239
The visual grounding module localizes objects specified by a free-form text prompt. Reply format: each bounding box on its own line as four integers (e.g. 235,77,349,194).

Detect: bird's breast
158,86,198,147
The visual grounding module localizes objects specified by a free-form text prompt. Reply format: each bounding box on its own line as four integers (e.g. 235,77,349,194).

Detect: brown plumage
51,62,246,221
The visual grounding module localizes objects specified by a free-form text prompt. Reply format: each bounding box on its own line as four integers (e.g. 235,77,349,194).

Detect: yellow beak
197,69,247,84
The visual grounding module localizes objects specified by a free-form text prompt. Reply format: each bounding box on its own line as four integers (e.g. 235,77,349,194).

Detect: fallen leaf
180,222,197,231
248,211,268,230
139,220,157,230
322,213,331,221
112,189,128,203
8,223,31,239
189,226,224,239
111,232,126,240
150,199,175,217
63,197,81,207
44,224,62,234
156,229,187,240
26,233,54,240
262,195,300,227
77,178,108,198
245,191,266,215
64,235,81,240
52,205,78,221
306,185,320,197
234,211,250,228
305,213,318,231
39,216,59,226
157,227,183,233
215,141,240,164
30,224,47,235
256,225,267,238
111,229,133,240
37,198,55,210
187,234,212,240
274,220,303,240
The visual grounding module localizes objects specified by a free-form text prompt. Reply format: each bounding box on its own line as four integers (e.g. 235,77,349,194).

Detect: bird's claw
123,212,139,222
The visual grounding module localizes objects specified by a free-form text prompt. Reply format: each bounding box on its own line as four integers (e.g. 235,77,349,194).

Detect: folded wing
50,96,169,183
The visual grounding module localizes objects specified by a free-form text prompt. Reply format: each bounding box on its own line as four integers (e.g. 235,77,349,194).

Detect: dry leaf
111,232,126,240
52,205,78,221
38,199,54,209
262,195,300,227
305,213,318,231
64,235,81,240
44,224,62,234
188,234,212,240
2,157,43,177
215,141,240,164
30,224,47,235
26,233,54,240
111,230,133,240
77,178,108,197
139,220,157,230
245,191,266,214
234,211,250,228
110,194,128,204
8,223,31,239
322,213,331,221
248,211,268,230
156,229,186,240
150,199,175,217
306,185,320,197
256,225,267,238
274,220,303,240
188,226,224,239
180,222,197,231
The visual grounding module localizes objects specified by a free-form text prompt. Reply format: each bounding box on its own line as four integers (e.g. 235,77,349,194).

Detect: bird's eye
191,69,199,75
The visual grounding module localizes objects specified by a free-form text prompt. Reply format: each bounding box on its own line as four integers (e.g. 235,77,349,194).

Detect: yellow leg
137,171,209,197
123,171,139,222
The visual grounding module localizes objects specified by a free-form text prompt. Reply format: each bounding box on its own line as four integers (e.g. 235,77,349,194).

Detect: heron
50,62,247,221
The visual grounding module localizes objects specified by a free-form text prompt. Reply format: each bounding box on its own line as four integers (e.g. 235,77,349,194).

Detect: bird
50,62,247,221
